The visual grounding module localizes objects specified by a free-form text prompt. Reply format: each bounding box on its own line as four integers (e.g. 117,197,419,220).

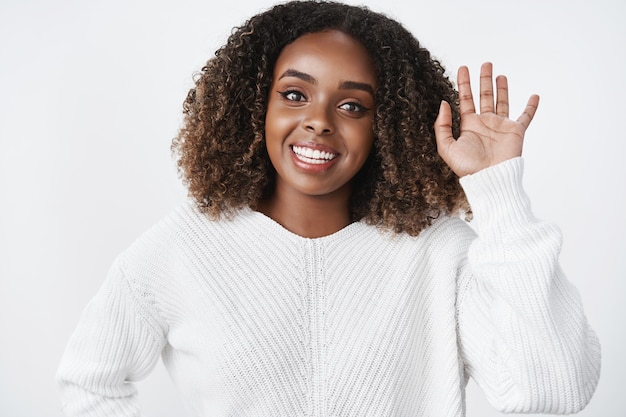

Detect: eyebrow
279,69,316,84
278,68,375,96
339,80,375,96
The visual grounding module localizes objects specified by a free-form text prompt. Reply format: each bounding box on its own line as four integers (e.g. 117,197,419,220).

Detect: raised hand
434,62,539,177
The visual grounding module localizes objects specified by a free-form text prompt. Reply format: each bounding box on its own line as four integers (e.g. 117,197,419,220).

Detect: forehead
274,30,376,83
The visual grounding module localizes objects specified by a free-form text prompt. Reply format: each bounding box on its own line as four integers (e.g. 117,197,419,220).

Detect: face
264,30,377,201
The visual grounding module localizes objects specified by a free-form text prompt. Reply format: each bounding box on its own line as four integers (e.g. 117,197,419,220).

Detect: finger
479,62,495,114
495,75,509,118
457,66,476,116
434,100,455,156
516,94,540,130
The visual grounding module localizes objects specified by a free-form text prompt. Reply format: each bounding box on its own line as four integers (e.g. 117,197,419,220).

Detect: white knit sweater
57,158,600,417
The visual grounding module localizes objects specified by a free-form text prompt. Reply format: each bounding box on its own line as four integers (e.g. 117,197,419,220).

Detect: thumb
434,100,455,157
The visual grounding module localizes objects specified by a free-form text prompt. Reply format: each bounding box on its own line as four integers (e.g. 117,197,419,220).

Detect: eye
339,101,369,113
278,90,307,102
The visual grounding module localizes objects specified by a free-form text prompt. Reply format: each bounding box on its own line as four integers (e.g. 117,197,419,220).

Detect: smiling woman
169,1,468,238
54,1,600,416
259,30,377,238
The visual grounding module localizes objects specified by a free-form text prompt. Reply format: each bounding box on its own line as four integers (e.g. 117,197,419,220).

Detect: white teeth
292,146,337,164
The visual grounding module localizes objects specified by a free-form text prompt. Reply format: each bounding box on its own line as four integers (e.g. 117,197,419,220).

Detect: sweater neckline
242,207,369,244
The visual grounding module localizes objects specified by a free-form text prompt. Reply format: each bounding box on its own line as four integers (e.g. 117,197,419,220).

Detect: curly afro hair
172,0,469,236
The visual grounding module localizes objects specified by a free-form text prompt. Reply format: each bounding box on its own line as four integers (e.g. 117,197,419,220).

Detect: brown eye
339,101,368,113
279,90,307,102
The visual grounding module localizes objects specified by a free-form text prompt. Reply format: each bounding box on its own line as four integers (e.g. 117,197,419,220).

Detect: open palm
434,62,539,177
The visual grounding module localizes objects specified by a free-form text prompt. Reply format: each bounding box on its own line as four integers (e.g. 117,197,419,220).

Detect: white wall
1,0,623,415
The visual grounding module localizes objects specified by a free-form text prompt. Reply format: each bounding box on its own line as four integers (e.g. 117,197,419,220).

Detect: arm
456,158,600,413
56,257,166,417
435,63,600,412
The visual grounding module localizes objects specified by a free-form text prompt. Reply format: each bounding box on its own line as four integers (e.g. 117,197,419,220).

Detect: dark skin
258,30,376,238
435,63,539,177
259,31,539,238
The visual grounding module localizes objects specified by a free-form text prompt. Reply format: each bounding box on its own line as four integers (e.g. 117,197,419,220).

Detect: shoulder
424,214,476,247
395,214,477,256
390,215,477,274
117,202,255,278
352,214,476,265
123,202,206,258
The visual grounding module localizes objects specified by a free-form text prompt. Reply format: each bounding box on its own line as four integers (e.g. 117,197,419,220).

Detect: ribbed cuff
459,157,535,234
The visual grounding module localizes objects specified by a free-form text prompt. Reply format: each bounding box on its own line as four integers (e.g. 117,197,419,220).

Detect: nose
303,103,334,136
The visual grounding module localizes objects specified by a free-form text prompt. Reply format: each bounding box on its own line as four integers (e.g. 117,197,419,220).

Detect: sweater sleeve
56,257,167,417
456,157,600,414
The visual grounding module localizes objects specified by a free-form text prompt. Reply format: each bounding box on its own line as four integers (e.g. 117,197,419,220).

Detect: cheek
264,107,292,166
265,107,296,143
351,123,375,156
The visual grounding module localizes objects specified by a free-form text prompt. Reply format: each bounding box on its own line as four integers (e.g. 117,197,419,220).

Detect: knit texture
57,158,600,416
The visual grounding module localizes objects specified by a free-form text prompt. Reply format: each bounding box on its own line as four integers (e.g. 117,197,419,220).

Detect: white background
1,0,624,416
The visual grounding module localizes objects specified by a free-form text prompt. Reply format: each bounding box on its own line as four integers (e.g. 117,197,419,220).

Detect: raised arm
437,63,600,413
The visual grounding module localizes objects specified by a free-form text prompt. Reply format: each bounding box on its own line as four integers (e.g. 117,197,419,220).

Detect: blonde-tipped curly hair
172,1,469,236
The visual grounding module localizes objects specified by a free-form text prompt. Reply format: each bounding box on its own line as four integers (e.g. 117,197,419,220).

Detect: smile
291,145,338,165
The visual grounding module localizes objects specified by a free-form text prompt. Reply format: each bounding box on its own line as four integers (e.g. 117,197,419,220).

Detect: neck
257,185,352,239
